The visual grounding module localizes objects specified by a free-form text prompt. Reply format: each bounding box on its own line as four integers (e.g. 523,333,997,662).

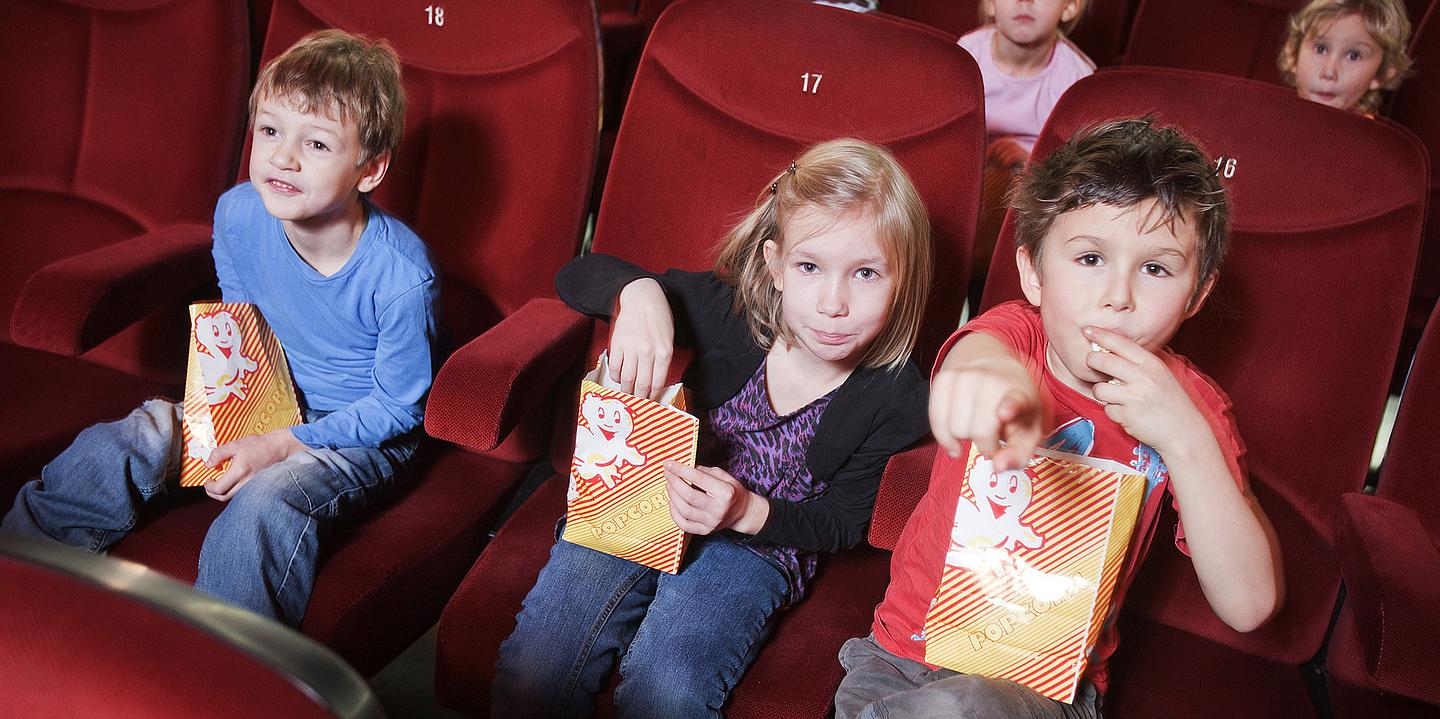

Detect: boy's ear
1185,274,1218,319
355,151,392,194
1017,245,1043,307
762,239,784,291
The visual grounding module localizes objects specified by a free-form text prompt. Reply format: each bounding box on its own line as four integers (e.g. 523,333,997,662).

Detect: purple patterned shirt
701,361,835,604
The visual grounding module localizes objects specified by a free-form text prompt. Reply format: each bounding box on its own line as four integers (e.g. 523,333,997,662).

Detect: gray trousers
833,635,1104,719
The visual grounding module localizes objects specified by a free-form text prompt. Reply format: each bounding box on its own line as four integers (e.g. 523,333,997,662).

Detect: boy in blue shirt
2,30,439,627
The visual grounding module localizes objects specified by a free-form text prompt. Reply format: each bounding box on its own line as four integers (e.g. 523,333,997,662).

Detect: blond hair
979,0,1088,35
1279,0,1412,114
714,139,933,372
249,29,405,165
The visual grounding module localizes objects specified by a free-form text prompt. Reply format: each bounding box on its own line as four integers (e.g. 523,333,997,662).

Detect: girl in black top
493,138,934,718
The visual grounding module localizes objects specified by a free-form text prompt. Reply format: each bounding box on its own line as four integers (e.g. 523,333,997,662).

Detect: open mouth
267,178,301,195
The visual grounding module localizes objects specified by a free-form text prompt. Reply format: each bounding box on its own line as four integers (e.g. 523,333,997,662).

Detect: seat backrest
883,0,1136,65
593,0,985,372
1391,3,1440,360
0,535,381,719
978,66,1428,664
1125,0,1305,84
0,0,249,341
252,0,601,345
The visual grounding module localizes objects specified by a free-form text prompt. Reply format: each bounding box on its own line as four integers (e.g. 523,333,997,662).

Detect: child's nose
269,140,300,170
1101,272,1134,311
818,277,849,316
1320,55,1341,80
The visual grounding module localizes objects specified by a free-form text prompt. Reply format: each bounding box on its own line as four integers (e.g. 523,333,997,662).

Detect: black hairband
770,162,799,194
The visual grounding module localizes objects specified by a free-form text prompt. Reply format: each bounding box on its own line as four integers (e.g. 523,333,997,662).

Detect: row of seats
1,0,1437,717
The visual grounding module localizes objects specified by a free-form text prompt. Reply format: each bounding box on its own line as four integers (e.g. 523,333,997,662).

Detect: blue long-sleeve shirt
211,183,439,449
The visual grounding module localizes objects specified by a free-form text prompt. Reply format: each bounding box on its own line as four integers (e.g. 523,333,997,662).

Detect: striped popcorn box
179,302,302,487
562,352,699,573
922,445,1146,703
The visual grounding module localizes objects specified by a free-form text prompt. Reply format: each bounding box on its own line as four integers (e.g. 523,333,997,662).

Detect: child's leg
834,635,1103,719
1,399,182,551
492,537,660,719
192,435,418,626
611,534,789,719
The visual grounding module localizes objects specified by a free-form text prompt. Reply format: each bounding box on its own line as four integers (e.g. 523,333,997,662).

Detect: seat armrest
10,224,215,356
426,297,592,454
868,441,937,550
1333,492,1440,705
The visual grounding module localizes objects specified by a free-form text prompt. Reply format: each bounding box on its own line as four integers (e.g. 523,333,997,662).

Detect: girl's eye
1142,262,1171,277
1313,41,1328,55
1078,253,1102,267
797,262,819,274
1345,49,1362,61
855,267,879,281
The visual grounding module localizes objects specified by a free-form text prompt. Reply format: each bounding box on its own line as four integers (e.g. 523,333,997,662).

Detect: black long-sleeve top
556,253,929,553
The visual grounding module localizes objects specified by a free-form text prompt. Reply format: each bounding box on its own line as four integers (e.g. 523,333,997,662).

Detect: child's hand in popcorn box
608,278,675,401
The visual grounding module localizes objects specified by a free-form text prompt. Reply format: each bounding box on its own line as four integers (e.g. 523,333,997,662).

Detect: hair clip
772,162,798,195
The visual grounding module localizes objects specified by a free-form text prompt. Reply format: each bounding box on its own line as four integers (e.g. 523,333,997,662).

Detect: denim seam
567,562,651,701
273,469,318,601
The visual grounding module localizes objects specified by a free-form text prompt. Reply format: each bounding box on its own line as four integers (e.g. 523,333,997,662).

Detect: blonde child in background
491,139,933,718
960,0,1095,301
1279,0,1413,115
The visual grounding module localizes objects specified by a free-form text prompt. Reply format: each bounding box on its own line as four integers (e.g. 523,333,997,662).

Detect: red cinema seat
0,1,249,494
1391,3,1440,394
883,0,1137,65
1325,308,1440,717
0,534,382,719
107,0,601,677
0,0,249,379
430,0,985,715
975,67,1427,717
1125,0,1306,85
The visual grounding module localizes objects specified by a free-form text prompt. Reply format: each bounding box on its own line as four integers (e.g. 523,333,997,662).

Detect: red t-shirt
871,301,1247,696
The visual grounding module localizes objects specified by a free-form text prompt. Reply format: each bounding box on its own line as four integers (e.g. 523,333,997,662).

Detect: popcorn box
179,302,302,487
562,353,699,573
922,445,1146,703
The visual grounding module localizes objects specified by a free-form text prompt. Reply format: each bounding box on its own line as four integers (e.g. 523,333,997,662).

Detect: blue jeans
1,399,416,626
492,530,791,718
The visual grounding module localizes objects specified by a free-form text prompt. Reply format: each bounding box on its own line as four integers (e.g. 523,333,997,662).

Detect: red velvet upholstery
1,537,381,718
0,0,249,380
1326,289,1440,716
434,1,984,715
883,0,1137,65
104,0,602,677
1392,4,1440,392
0,346,174,500
1125,0,1304,85
868,443,937,551
976,66,1428,712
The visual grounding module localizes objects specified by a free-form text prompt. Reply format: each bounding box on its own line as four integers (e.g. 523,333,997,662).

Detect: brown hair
1278,0,1413,114
979,0,1088,35
715,139,933,372
1010,116,1229,305
248,29,405,164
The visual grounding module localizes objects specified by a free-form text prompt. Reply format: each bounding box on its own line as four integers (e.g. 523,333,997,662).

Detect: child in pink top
959,0,1095,152
961,0,1096,301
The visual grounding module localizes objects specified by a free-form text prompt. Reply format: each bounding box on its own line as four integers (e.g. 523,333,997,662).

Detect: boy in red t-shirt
834,117,1283,718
